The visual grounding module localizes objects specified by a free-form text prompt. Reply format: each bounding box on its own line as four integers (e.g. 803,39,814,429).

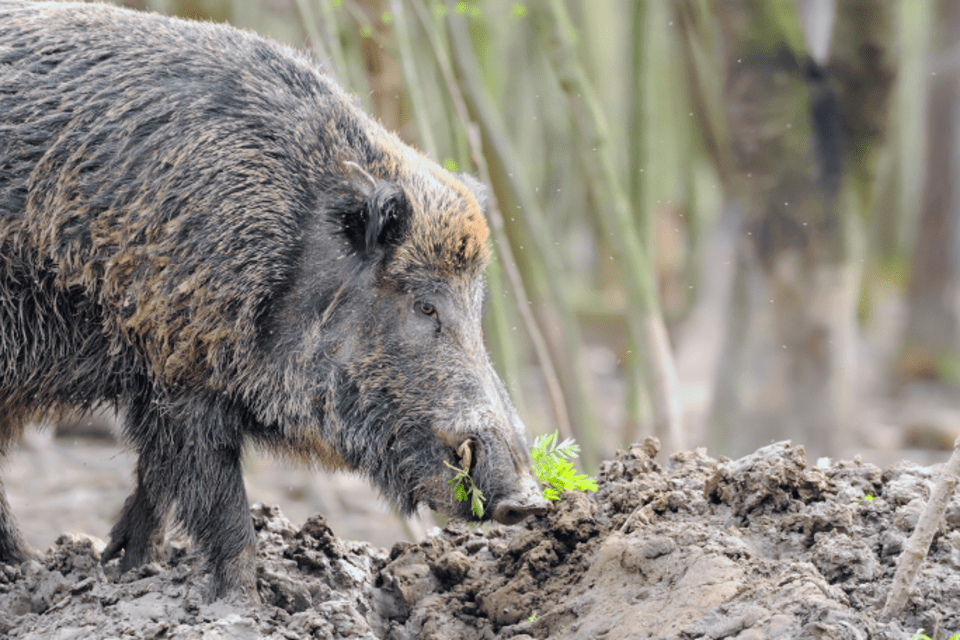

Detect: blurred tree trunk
443,25,604,465
898,0,960,385
709,0,896,459
168,0,228,22
540,0,684,457
355,1,404,133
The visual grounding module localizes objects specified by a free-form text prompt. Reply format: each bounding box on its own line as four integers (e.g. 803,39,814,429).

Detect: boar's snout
491,492,549,525
442,362,550,526
489,467,549,525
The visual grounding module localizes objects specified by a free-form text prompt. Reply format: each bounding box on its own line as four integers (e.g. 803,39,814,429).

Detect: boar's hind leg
0,477,31,564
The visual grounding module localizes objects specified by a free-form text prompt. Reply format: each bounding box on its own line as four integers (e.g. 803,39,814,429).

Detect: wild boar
0,0,546,600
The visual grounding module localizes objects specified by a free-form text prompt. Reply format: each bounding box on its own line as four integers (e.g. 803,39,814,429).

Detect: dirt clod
3,441,960,638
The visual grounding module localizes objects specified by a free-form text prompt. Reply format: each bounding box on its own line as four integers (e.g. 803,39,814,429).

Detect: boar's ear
457,173,489,213
341,161,412,255
365,181,411,250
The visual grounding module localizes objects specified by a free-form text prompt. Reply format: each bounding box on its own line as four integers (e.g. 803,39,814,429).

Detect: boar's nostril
491,495,550,525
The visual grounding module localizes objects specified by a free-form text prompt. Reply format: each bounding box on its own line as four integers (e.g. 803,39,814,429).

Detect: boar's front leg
0,477,32,564
104,396,258,601
101,463,166,571
175,442,257,601
102,393,173,570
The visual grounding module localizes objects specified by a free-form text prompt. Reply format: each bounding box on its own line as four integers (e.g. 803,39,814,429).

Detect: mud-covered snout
452,428,549,525
490,473,550,525
421,326,550,525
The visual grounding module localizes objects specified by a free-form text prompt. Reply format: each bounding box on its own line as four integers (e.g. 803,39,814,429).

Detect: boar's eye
417,301,437,317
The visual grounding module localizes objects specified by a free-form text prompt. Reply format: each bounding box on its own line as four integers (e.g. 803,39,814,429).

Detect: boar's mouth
455,437,549,525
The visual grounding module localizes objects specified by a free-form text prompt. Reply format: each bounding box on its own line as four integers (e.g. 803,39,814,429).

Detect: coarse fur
0,0,544,600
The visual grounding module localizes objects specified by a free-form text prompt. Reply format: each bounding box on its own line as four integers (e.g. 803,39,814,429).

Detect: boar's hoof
491,495,550,525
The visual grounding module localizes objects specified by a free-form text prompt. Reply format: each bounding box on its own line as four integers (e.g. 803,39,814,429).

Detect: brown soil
2,439,959,639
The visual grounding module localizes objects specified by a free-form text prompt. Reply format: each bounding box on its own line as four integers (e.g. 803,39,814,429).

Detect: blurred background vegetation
93,0,960,471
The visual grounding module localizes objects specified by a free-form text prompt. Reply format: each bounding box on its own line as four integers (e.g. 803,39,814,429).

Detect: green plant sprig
531,431,598,500
909,631,959,640
446,432,598,517
445,459,485,517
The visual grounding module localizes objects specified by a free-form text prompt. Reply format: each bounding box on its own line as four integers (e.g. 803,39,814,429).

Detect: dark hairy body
0,0,545,600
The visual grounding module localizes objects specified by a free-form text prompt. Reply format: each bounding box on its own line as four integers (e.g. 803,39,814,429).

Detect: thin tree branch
882,434,960,618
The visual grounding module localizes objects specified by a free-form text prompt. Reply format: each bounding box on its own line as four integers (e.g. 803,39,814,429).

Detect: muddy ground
2,439,959,639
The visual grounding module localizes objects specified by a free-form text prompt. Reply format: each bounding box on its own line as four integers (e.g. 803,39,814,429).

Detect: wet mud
3,440,959,639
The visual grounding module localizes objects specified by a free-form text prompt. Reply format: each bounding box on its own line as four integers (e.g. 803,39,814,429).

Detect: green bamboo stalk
540,0,684,456
623,0,648,442
403,0,575,446
316,0,350,82
407,0,469,166
675,0,734,189
629,0,647,248
443,9,603,467
293,0,336,76
388,0,438,158
483,256,528,419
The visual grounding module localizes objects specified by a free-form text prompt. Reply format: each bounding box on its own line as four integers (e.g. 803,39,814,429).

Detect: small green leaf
445,460,485,518
471,487,485,517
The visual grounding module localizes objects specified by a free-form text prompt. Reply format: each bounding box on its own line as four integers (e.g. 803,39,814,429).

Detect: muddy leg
102,398,169,570
173,442,257,601
103,446,255,601
0,477,31,564
104,395,257,601
101,464,166,570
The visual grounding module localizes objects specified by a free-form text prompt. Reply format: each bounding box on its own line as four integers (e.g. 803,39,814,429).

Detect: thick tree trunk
898,0,960,384
709,1,895,459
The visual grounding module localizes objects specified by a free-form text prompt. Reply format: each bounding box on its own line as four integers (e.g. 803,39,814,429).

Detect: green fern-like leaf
471,487,485,517
531,431,597,500
447,432,596,516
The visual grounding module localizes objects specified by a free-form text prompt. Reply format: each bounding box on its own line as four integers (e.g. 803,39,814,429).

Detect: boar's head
257,157,548,526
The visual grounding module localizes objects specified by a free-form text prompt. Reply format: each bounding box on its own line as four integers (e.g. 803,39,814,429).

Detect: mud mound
2,441,959,639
